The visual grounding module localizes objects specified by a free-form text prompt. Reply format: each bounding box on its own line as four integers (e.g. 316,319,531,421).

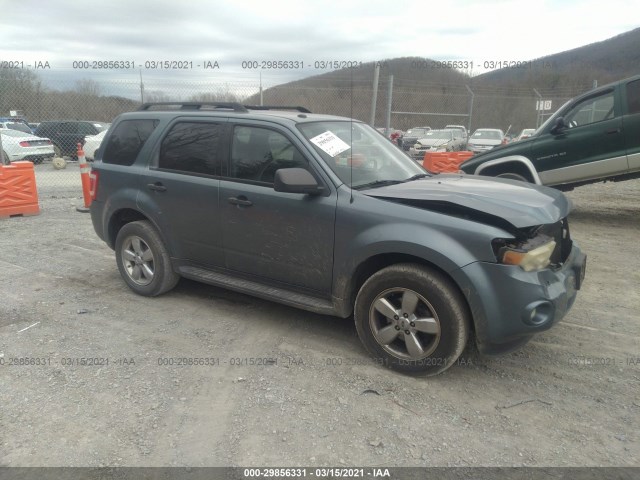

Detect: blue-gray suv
89,102,586,376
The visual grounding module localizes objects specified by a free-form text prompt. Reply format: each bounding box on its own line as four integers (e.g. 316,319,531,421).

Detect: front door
533,88,628,185
219,124,336,294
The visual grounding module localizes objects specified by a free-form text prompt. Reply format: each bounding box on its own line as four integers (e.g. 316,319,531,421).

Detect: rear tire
354,263,470,376
115,221,179,297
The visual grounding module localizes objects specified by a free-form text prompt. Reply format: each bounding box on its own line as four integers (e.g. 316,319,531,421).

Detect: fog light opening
523,301,554,326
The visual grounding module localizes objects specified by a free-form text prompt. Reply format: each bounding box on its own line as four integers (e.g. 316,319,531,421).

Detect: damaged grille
538,218,572,265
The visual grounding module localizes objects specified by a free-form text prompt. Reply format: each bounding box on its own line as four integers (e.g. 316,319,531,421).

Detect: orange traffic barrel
0,161,40,219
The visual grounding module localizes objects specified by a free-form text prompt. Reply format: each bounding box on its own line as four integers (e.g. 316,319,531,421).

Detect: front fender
473,155,542,184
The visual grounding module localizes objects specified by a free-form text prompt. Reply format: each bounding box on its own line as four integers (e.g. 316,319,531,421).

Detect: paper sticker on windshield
309,131,351,157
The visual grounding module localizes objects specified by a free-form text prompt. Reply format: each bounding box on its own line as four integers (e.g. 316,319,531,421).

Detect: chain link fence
1,68,588,200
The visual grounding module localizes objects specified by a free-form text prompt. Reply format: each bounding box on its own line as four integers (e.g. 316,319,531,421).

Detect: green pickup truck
460,74,640,190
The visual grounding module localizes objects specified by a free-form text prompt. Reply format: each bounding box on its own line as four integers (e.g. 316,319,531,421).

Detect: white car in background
467,128,505,153
1,129,55,164
516,128,536,141
83,130,107,161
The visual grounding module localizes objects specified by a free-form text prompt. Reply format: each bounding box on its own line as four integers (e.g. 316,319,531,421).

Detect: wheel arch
106,208,162,250
340,253,474,333
474,156,542,184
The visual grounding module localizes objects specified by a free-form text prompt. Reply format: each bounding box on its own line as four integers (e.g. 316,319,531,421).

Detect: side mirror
550,116,567,135
274,168,323,195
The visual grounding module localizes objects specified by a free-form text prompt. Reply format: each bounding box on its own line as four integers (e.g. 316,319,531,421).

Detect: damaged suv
90,102,586,376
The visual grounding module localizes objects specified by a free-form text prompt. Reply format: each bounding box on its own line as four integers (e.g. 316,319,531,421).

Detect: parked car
409,129,466,160
516,128,536,141
83,130,108,161
90,102,586,376
400,127,432,151
461,74,640,189
444,124,468,141
0,121,33,134
467,128,505,153
34,120,109,158
0,129,54,164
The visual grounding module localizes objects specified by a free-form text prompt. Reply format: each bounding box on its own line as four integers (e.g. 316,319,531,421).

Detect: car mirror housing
273,168,323,195
550,116,567,135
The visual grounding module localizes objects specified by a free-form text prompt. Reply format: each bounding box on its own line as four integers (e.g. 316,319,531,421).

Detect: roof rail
138,102,248,112
244,105,312,113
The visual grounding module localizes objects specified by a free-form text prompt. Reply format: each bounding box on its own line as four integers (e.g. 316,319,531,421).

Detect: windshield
472,130,502,139
420,130,453,140
297,121,426,189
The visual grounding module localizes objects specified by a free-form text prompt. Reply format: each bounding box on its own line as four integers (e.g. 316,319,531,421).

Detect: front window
564,90,616,127
229,126,308,184
298,121,425,189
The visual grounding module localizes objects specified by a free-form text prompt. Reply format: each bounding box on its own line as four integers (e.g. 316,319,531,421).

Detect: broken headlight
493,234,556,272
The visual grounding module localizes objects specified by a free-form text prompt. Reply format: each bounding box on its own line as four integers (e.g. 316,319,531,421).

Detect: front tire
354,264,470,376
115,220,179,297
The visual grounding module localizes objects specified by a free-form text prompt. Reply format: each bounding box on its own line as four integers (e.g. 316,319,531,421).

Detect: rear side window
627,79,640,115
102,119,159,166
158,122,222,176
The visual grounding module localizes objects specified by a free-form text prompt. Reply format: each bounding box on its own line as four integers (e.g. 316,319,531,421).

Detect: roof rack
138,102,248,112
244,105,312,113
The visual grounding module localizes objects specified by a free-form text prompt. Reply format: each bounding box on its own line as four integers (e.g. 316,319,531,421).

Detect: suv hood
362,174,571,229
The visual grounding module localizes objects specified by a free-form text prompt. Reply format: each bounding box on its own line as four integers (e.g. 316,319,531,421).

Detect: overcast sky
3,0,639,97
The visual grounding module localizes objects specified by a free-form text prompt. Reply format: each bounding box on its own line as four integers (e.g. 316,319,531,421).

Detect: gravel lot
1,171,639,467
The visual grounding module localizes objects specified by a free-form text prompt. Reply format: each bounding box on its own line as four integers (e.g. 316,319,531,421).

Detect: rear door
142,118,227,267
534,88,628,185
218,122,337,294
622,78,640,172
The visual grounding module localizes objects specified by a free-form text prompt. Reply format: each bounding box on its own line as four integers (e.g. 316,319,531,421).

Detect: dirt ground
1,173,639,468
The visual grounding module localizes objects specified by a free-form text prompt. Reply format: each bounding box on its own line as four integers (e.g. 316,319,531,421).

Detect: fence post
385,75,393,137
370,64,380,127
465,85,474,134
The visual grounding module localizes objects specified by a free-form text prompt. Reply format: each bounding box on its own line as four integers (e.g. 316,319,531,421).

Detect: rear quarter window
102,119,159,166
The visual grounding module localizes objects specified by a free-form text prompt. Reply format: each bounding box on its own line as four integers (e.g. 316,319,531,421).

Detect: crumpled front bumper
456,242,586,354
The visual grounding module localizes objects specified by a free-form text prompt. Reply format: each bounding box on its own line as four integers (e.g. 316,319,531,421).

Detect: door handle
147,182,167,192
604,128,620,134
228,196,252,207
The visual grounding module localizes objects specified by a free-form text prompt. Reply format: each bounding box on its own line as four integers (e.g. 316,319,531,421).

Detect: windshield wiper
354,179,407,190
403,173,430,182
355,174,430,190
